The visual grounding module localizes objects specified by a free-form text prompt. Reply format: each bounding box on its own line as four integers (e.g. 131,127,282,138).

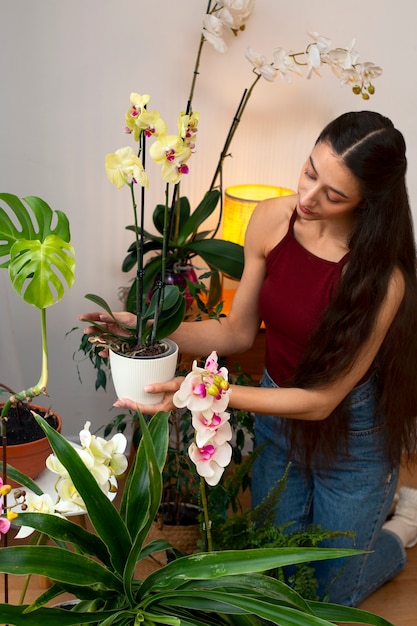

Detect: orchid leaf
184,238,244,279
153,195,191,237
176,190,220,245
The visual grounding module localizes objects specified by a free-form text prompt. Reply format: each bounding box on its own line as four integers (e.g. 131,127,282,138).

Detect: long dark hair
285,111,417,468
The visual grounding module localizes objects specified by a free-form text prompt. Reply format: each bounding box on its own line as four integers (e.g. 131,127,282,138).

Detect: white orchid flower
202,14,227,53
14,493,58,539
272,47,302,83
245,46,277,81
192,410,232,448
357,61,383,85
188,440,232,486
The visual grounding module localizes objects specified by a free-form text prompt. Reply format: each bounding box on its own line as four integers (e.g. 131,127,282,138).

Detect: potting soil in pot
4,404,58,444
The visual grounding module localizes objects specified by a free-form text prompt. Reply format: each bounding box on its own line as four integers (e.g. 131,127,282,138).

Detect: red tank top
258,209,349,385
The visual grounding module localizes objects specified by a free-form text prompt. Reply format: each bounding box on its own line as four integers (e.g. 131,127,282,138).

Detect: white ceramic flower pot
109,339,179,405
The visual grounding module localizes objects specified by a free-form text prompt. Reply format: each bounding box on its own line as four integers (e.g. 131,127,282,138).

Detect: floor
2,463,417,625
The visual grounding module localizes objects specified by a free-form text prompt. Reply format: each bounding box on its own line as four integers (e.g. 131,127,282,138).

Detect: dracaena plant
0,395,394,626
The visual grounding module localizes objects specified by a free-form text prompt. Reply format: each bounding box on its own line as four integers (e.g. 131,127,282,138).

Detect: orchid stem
200,477,212,552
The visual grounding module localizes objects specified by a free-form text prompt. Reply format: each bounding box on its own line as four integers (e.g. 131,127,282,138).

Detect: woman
82,111,417,606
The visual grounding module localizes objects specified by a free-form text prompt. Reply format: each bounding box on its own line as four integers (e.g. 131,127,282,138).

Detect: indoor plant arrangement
0,193,76,481
0,354,394,625
82,0,382,403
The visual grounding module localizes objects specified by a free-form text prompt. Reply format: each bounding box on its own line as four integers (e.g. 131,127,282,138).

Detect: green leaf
0,462,43,494
154,196,191,238
307,600,395,626
184,239,244,279
0,545,122,591
140,547,365,595
13,512,111,566
0,193,71,267
34,415,132,577
155,590,336,625
123,411,168,536
0,603,118,625
176,191,220,246
123,412,168,603
9,235,75,309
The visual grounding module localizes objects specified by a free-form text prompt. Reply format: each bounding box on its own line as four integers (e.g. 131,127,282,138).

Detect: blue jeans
252,370,406,606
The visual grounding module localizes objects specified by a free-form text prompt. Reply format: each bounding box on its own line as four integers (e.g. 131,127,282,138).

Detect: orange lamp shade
223,184,295,246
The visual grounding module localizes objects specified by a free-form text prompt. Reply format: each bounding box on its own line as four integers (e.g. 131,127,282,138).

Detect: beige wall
1,0,415,438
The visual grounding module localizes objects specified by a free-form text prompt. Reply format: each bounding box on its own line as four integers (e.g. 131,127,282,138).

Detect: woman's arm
122,266,405,419
227,265,405,420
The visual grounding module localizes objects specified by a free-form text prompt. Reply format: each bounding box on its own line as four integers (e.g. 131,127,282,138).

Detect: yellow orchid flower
105,146,149,189
149,134,191,184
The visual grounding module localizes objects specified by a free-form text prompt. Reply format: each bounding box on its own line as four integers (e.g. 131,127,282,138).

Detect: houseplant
0,405,394,625
0,193,76,481
82,1,382,404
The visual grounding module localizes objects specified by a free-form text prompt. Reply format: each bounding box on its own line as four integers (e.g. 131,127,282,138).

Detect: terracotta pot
109,339,178,405
0,403,62,486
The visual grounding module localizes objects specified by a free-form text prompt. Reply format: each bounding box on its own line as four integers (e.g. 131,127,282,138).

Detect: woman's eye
326,194,339,203
304,168,316,180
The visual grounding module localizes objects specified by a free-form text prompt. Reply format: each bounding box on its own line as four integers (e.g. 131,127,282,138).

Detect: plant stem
186,0,213,113
131,181,144,344
150,183,171,345
200,477,213,552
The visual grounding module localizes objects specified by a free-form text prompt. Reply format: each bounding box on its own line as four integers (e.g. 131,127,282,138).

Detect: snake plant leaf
184,238,244,279
0,193,71,267
9,235,75,309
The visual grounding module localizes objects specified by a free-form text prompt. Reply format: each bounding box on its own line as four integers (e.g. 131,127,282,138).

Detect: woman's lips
298,202,313,215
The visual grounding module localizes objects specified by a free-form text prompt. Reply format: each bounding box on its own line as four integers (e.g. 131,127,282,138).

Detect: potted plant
0,193,76,482
81,7,382,404
82,88,245,405
0,405,394,625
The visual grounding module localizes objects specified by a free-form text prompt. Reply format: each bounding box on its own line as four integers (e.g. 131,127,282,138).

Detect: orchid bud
207,384,220,397
0,484,12,496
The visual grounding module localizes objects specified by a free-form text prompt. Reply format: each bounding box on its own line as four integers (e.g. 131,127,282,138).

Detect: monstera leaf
0,193,75,309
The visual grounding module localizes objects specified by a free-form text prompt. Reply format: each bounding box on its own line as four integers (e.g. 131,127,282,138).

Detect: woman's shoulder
247,194,297,253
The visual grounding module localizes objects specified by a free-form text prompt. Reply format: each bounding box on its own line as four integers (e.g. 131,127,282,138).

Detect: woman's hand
113,377,185,414
79,311,136,356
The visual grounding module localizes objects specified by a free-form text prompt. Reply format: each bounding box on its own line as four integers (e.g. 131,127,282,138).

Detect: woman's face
297,141,363,221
